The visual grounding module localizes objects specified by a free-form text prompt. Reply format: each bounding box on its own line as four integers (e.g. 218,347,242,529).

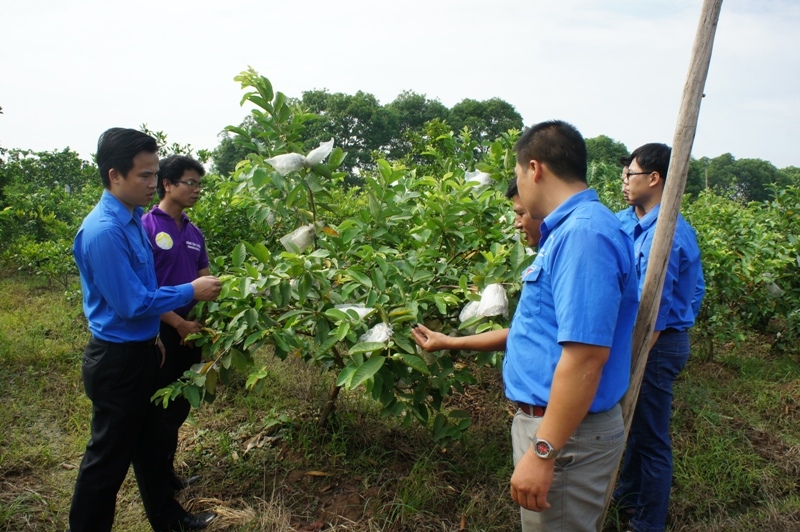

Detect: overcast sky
2,0,799,169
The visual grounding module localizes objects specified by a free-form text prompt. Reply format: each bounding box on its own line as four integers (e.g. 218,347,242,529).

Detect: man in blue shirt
616,155,641,235
613,143,705,532
413,121,639,531
506,176,542,248
69,128,221,532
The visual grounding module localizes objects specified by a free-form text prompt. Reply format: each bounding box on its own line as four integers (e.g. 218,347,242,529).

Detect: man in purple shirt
142,155,209,491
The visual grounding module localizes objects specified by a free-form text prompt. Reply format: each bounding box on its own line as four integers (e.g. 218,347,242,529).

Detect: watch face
535,440,552,457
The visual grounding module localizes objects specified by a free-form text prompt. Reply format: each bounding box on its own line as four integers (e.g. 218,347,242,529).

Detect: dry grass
3,273,800,531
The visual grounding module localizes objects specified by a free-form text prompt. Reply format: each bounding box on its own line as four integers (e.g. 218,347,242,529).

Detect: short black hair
157,155,206,199
96,128,159,189
514,120,587,183
505,177,518,199
629,143,671,182
619,155,632,167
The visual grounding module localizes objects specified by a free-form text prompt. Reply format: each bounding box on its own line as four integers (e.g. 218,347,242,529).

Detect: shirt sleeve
692,263,705,318
654,240,683,331
81,224,194,319
551,226,630,347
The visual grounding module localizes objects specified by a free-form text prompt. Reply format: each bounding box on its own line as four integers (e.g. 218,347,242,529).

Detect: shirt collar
148,205,190,225
636,203,662,232
540,188,598,245
101,190,143,224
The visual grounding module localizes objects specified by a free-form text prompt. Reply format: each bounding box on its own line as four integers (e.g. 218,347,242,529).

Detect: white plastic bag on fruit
265,153,306,176
305,139,334,166
359,322,393,343
477,283,508,318
459,283,508,323
465,170,492,187
265,139,335,175
458,300,480,323
335,304,375,320
280,224,316,253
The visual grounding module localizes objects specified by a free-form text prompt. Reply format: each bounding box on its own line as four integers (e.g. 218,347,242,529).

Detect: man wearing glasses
616,155,641,235
142,155,211,493
613,143,704,532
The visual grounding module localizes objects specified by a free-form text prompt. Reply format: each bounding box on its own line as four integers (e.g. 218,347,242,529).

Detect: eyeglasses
621,171,651,182
176,179,202,189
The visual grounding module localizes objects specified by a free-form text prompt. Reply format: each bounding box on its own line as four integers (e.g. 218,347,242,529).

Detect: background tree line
2,82,799,288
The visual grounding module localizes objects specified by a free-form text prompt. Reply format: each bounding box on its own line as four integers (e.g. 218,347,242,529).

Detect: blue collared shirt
503,189,639,412
73,191,195,342
633,204,705,331
616,206,639,236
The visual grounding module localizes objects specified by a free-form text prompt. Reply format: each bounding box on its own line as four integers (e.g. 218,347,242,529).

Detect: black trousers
69,338,186,532
158,323,202,475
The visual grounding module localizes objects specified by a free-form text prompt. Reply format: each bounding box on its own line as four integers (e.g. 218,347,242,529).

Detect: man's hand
176,319,202,346
191,276,222,301
411,324,452,352
510,447,555,512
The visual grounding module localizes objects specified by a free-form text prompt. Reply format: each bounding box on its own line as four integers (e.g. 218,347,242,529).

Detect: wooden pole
602,0,724,525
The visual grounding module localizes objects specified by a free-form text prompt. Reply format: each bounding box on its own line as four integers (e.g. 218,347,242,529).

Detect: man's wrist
533,437,560,460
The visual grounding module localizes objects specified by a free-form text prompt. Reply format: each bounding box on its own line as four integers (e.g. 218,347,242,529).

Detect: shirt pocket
520,264,543,316
132,244,152,279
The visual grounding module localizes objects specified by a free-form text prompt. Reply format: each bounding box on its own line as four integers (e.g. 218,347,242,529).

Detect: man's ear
108,168,123,185
530,159,544,183
649,172,663,188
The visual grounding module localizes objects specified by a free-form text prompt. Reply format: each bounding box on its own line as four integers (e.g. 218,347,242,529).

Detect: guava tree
154,70,530,443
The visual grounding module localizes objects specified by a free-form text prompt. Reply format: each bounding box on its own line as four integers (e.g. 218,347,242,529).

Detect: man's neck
546,181,588,216
158,199,185,227
640,194,662,215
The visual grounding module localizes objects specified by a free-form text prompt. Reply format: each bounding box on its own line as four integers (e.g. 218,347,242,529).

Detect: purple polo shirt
142,206,209,318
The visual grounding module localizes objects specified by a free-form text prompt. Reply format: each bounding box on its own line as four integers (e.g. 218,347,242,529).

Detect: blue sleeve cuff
178,283,195,305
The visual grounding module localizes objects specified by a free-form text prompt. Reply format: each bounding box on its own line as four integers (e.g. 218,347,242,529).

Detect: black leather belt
661,328,683,335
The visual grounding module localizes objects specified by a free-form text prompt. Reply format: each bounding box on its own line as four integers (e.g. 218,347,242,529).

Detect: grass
2,271,800,531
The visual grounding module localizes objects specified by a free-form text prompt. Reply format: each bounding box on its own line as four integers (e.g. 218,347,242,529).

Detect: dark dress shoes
169,511,217,531
170,474,202,491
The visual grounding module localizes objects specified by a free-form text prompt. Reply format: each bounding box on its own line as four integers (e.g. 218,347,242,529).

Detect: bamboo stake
602,0,724,525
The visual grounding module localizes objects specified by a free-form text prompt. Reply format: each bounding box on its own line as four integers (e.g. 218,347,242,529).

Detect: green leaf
245,262,259,280
252,167,268,187
400,354,430,375
245,242,271,264
335,321,350,341
346,355,386,390
349,341,386,355
243,330,265,350
205,368,218,396
245,307,258,329
346,268,373,288
324,308,351,322
336,365,357,387
286,183,305,208
231,349,252,372
317,334,339,356
392,333,416,354
184,385,202,408
232,243,246,268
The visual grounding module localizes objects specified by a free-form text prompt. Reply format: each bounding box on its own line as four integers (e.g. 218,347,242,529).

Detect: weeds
3,271,800,531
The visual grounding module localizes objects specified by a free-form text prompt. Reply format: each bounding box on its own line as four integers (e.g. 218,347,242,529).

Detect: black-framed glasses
176,179,202,189
621,171,651,182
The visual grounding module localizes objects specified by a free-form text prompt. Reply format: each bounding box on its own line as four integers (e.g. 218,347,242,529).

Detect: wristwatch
533,437,559,459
